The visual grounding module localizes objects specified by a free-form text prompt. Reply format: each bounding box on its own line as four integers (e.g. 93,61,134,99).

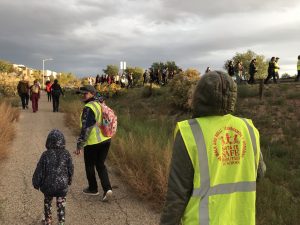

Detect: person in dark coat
51,79,64,112
17,75,30,109
32,129,74,225
248,58,258,84
227,60,235,77
264,57,277,84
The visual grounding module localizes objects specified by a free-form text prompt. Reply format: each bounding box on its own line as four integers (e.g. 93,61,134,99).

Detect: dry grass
0,101,19,160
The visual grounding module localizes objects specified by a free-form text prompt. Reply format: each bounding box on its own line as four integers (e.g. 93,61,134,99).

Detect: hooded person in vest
74,85,113,202
160,71,266,225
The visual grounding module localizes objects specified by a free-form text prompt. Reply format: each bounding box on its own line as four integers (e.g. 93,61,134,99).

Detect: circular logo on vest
213,126,246,166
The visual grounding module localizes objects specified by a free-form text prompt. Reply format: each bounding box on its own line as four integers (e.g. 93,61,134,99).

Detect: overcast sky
1,0,299,77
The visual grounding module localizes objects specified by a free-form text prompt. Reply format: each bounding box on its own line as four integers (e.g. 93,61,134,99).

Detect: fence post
259,79,264,100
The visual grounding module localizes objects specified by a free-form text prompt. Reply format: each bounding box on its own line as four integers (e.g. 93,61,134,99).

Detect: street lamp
42,58,53,89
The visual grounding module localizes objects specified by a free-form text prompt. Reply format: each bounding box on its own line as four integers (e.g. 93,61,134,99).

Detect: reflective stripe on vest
179,116,258,225
297,60,300,70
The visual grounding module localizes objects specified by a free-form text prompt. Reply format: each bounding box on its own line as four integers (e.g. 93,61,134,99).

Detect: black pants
248,74,255,84
52,95,60,112
295,70,300,82
20,93,29,109
264,72,277,84
47,92,52,102
84,140,112,192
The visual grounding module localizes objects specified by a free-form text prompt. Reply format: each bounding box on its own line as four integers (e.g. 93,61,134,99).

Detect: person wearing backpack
17,74,30,109
74,85,117,202
30,79,41,113
45,80,52,102
51,79,64,112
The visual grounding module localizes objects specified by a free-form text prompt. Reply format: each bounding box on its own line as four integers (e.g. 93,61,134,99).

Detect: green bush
169,69,200,110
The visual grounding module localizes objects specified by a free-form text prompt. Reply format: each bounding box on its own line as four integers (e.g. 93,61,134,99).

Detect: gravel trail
0,92,160,225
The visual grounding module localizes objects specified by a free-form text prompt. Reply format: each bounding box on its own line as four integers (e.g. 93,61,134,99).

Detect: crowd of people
17,77,64,113
91,67,181,89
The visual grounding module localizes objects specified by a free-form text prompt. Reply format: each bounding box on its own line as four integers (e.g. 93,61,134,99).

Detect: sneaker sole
82,191,99,196
102,190,113,202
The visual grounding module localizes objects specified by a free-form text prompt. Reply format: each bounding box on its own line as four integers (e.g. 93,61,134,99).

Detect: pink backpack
99,103,117,137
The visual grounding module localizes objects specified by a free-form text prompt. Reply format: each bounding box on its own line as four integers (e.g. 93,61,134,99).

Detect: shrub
169,68,200,110
95,83,123,98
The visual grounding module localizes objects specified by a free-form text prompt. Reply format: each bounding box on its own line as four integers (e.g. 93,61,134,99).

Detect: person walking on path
160,71,266,225
295,55,300,82
227,60,235,78
264,57,277,84
30,79,41,113
17,74,30,109
248,58,258,84
274,57,280,80
234,61,243,83
45,81,52,102
32,129,74,225
51,79,64,112
75,85,113,202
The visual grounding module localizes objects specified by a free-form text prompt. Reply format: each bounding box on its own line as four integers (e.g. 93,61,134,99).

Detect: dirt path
0,92,160,225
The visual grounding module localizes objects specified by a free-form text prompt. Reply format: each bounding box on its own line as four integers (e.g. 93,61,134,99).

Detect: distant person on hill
45,80,52,102
205,67,211,73
143,69,150,86
264,57,277,84
95,74,101,84
248,58,258,84
75,85,114,202
17,74,30,109
30,79,41,113
160,71,266,225
295,55,300,82
32,129,74,225
274,57,280,80
127,72,133,88
235,61,243,83
51,79,64,112
227,60,235,77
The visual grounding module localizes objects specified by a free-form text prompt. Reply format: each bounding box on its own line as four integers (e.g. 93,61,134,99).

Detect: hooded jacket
160,71,265,225
32,129,74,197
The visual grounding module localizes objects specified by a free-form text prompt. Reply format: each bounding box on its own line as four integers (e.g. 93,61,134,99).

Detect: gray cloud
0,0,299,76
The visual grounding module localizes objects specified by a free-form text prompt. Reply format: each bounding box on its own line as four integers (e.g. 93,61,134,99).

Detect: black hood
45,129,66,150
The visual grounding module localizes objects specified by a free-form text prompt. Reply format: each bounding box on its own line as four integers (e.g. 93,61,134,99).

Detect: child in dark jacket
32,129,74,225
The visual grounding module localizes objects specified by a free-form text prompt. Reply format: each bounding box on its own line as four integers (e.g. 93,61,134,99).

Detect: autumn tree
103,65,119,77
224,50,268,79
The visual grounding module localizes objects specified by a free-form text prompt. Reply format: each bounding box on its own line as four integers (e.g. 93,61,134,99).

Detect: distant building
13,64,34,77
44,70,57,80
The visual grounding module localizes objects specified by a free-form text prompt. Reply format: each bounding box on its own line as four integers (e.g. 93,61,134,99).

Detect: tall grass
110,112,172,205
0,101,19,160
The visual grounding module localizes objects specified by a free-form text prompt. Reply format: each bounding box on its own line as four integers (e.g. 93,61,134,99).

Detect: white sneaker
102,190,113,202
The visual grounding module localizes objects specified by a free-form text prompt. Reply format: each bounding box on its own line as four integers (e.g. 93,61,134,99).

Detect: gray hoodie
160,71,266,225
32,129,74,197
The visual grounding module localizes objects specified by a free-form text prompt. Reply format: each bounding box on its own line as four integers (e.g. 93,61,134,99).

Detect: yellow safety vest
297,60,300,71
274,62,279,73
80,101,110,146
176,114,260,225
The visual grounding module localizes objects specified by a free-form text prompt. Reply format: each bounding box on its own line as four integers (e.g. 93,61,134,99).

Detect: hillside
106,82,300,225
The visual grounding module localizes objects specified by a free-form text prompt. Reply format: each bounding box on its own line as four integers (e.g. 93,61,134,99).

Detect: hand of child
74,148,82,155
